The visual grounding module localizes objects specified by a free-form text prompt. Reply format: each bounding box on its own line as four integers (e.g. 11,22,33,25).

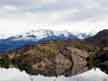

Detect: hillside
0,40,96,76
0,29,107,77
86,29,108,48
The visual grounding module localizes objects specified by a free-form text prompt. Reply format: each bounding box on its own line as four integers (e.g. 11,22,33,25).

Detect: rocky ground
0,40,97,76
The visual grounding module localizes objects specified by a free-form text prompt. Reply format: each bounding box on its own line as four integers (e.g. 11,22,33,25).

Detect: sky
0,0,108,36
0,1,108,81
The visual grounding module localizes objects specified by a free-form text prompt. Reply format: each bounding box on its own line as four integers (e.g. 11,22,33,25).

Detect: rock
0,40,96,76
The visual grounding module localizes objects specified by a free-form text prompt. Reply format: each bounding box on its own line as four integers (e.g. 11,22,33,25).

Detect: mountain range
0,29,107,77
0,30,91,52
86,29,108,47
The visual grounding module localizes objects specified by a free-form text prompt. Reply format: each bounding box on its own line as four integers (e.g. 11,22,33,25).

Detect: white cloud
0,16,107,37
0,0,108,22
2,5,17,11
0,0,108,23
0,0,107,36
0,0,33,6
32,0,58,4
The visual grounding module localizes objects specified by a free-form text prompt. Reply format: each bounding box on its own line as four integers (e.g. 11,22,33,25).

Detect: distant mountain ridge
0,30,91,52
86,29,108,47
0,29,108,76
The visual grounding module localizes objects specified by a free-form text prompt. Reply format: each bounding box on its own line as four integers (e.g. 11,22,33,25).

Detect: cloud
0,0,107,43
0,0,107,28
0,0,33,6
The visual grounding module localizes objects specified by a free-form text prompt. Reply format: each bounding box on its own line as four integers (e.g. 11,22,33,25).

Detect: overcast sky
0,0,107,36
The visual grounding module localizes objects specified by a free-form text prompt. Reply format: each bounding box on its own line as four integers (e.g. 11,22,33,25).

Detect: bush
0,56,11,68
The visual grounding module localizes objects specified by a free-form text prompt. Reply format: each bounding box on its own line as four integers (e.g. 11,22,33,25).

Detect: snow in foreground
0,68,108,81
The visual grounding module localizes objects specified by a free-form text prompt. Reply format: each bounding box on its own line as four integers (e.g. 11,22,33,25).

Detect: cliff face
0,40,95,77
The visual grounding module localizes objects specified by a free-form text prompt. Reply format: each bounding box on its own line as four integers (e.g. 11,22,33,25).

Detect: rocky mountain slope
0,29,107,77
86,29,108,48
0,40,95,76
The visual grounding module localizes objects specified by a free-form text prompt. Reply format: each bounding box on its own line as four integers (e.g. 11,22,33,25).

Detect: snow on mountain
76,33,92,39
0,29,92,52
5,29,91,40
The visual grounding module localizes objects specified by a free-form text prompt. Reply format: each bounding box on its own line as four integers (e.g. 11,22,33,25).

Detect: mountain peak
0,30,79,52
86,29,108,47
96,29,108,36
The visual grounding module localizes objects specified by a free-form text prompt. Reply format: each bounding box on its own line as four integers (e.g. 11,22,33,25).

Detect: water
0,68,108,81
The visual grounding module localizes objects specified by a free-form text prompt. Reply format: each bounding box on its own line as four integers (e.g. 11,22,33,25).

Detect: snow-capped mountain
6,29,91,40
76,33,92,39
0,29,91,52
8,30,77,40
